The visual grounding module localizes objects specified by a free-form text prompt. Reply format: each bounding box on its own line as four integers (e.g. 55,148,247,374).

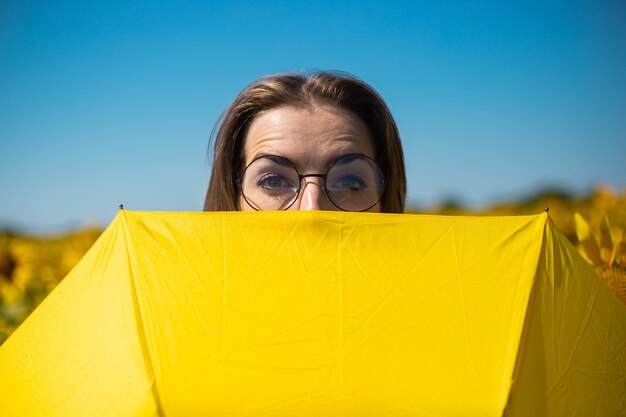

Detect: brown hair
204,71,406,213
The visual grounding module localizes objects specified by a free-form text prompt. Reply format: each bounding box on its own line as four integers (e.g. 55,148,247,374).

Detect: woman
204,71,406,213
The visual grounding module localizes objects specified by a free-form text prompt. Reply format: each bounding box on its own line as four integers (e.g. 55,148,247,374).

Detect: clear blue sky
1,0,625,231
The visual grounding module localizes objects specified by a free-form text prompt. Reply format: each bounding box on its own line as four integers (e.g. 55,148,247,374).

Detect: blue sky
1,0,625,231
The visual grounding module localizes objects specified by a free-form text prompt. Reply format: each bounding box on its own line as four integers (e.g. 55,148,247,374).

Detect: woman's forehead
243,105,375,166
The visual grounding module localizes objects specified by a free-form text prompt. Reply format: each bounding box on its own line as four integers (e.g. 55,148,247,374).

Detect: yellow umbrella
1,211,624,416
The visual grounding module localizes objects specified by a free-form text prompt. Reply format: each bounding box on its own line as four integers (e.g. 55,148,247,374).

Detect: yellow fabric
0,211,624,416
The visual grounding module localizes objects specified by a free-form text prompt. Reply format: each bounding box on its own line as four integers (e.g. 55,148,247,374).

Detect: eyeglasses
236,154,385,211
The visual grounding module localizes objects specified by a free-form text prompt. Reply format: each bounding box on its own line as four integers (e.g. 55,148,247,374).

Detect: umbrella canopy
1,211,624,416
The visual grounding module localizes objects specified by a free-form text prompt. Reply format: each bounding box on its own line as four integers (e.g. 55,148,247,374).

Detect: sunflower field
1,186,625,345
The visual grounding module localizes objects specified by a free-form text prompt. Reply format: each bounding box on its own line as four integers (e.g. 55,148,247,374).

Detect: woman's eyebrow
255,154,294,167
268,156,293,167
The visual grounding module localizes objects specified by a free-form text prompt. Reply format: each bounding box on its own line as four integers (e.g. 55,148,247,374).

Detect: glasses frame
236,153,386,212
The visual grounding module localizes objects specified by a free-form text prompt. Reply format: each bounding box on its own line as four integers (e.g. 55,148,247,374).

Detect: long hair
204,71,406,213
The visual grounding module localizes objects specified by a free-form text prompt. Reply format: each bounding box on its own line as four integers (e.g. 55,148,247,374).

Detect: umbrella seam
120,212,167,417
501,212,549,415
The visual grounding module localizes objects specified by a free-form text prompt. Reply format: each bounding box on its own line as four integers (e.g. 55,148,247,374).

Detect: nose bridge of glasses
298,173,327,191
299,173,326,193
299,173,326,180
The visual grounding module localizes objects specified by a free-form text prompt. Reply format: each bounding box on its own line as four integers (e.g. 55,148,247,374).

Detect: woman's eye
332,174,368,192
257,173,294,191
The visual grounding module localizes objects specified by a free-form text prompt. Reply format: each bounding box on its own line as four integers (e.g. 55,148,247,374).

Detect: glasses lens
241,156,300,210
326,155,385,211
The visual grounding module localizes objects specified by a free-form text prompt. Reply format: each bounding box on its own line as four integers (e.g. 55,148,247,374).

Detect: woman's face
239,105,380,212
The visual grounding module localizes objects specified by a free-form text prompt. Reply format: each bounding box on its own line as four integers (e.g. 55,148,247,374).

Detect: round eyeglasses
237,154,386,211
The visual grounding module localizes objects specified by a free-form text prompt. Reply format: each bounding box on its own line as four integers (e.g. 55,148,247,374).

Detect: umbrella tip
119,204,124,210
544,206,549,213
